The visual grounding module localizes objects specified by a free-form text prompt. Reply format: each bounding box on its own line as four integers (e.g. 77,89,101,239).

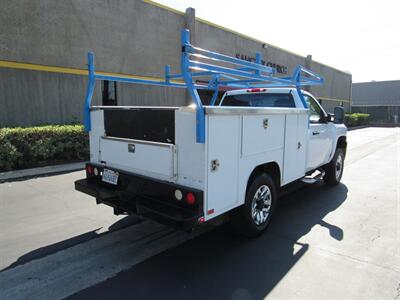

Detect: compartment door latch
128,144,136,153
211,159,220,172
263,118,269,129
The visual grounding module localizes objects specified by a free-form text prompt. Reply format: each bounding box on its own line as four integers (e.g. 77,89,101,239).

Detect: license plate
102,169,119,185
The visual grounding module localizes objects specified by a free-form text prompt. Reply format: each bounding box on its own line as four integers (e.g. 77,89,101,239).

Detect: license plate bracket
102,168,119,185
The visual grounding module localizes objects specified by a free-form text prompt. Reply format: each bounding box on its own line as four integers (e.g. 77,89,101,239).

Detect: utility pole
184,7,196,105
184,7,196,44
305,54,312,93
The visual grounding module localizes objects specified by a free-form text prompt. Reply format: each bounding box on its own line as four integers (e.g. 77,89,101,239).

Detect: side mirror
334,106,344,124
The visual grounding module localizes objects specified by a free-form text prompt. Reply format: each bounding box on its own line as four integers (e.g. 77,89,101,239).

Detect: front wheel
230,173,277,238
323,148,345,186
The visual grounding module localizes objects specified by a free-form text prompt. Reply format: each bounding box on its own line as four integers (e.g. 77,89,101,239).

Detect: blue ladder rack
84,29,324,143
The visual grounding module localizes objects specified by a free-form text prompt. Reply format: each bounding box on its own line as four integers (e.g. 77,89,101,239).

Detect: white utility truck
75,30,347,237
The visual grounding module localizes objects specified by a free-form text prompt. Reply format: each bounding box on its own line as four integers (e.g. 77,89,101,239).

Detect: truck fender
246,162,281,192
328,135,347,162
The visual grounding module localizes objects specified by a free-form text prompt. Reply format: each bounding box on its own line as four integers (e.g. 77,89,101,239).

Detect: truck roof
219,87,314,108
225,87,297,96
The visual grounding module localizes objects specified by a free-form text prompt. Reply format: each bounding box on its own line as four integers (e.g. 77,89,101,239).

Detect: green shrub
0,125,88,172
344,113,370,127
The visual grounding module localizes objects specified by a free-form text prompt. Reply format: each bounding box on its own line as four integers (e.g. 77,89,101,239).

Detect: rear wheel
230,173,277,237
323,148,345,186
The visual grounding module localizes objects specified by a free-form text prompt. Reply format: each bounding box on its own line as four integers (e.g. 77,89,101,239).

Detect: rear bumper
75,164,204,230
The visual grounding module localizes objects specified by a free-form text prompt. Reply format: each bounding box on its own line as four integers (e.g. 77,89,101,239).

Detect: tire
230,173,277,238
323,148,345,186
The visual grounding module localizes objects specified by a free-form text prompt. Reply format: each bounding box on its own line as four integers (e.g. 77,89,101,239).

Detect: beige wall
0,0,351,127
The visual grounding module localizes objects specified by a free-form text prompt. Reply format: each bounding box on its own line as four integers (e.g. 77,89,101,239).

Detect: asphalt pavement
0,127,399,300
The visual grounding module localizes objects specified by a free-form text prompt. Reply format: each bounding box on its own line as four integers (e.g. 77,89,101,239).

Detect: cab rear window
221,93,295,108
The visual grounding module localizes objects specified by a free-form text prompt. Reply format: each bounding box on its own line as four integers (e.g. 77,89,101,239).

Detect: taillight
86,165,93,175
185,192,196,205
246,88,266,93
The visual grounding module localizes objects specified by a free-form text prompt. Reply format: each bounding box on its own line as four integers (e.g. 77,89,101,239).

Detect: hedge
344,113,370,127
0,125,89,172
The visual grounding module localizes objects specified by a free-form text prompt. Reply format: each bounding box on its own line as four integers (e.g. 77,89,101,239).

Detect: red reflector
246,88,266,93
198,217,205,223
185,192,196,205
86,165,93,174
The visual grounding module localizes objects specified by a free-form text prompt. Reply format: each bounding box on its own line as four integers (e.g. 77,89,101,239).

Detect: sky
153,0,400,82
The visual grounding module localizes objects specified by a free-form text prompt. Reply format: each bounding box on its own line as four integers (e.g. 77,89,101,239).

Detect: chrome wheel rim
251,185,272,226
335,153,343,180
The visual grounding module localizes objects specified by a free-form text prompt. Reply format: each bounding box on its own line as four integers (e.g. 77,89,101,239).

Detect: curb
348,124,400,131
369,122,400,128
0,162,86,181
348,125,369,131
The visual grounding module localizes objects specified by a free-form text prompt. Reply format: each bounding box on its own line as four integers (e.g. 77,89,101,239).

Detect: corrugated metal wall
352,80,400,106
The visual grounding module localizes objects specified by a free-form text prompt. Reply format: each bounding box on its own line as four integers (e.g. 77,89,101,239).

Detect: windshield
220,93,295,108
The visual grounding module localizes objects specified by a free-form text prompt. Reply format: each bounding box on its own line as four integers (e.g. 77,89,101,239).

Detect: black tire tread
230,172,276,238
323,148,344,186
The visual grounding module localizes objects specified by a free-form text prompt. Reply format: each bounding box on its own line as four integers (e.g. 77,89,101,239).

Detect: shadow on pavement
2,215,143,271
68,182,347,300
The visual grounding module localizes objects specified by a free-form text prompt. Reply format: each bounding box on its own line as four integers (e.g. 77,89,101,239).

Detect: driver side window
303,94,323,123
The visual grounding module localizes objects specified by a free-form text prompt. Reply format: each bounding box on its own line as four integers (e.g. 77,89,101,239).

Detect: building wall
0,0,352,127
351,80,400,123
0,68,101,127
352,80,400,106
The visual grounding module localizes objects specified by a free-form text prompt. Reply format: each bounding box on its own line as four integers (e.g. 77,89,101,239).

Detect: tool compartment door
282,114,308,184
100,137,177,182
206,115,240,217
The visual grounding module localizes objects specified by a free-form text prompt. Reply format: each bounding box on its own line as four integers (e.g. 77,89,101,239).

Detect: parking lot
0,127,399,300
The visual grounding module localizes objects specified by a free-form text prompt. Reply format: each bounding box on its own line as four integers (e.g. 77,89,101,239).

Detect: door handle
312,131,320,135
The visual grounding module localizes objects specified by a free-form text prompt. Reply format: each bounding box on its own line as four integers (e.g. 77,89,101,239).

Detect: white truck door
304,95,332,170
206,115,240,218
